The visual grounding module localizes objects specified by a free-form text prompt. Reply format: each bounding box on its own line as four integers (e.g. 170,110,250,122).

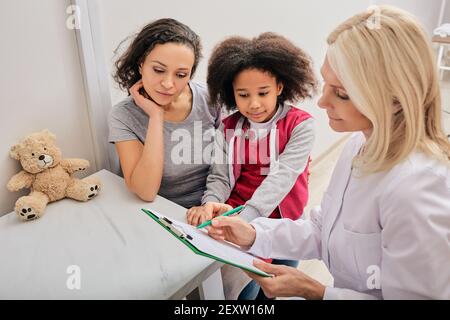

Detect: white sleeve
247,202,324,261
379,168,450,299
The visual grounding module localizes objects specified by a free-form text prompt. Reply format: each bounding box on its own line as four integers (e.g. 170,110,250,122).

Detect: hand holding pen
196,205,245,229
205,210,257,247
186,202,233,226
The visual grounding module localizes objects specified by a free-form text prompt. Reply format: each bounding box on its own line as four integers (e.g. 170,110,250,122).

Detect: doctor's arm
242,209,376,300
207,199,324,261
246,198,325,261
207,204,329,299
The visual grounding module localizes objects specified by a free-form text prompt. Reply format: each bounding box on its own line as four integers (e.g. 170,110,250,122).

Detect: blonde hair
327,5,450,173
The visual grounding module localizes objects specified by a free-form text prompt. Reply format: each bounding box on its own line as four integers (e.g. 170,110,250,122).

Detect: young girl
108,18,219,208
187,33,317,299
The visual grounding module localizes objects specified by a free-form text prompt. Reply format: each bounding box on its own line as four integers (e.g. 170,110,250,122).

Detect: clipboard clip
159,216,193,241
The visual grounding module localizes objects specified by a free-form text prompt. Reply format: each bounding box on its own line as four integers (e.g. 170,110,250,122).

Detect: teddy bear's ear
10,143,23,160
41,129,56,143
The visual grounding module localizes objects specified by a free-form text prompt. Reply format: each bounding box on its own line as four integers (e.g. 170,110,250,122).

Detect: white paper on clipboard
147,209,271,277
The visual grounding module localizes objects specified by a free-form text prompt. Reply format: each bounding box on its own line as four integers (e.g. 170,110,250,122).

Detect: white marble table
0,169,224,299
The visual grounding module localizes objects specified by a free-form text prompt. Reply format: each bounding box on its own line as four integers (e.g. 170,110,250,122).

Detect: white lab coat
248,133,450,299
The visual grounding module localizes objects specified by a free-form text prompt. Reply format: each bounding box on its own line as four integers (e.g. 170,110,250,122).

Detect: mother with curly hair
108,18,220,208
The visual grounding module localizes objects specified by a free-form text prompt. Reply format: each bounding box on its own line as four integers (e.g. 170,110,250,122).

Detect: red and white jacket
202,103,315,221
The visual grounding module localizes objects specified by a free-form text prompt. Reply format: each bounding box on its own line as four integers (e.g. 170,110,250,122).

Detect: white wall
0,0,97,215
96,0,371,161
375,0,443,34
442,0,450,24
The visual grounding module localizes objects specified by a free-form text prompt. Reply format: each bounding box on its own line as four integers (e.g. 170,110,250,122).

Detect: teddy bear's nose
39,155,45,161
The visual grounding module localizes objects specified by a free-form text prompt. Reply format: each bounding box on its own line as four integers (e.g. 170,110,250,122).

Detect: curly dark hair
207,32,317,111
113,18,202,93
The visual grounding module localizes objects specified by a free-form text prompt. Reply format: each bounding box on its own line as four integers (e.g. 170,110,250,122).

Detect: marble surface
0,170,222,299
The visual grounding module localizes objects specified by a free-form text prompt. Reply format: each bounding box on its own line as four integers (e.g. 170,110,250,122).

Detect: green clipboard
141,208,271,277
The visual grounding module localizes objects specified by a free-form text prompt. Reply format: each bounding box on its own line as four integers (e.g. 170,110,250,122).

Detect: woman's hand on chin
130,80,164,119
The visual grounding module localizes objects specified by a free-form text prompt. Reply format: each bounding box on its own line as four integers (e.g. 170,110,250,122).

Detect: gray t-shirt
108,81,220,208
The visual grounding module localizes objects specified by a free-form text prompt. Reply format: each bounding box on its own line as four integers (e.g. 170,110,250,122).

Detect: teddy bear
6,130,101,221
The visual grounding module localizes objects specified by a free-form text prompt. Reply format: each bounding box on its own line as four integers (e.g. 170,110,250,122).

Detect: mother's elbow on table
125,178,159,202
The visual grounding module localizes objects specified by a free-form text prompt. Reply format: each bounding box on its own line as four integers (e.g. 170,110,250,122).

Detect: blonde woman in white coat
204,6,450,299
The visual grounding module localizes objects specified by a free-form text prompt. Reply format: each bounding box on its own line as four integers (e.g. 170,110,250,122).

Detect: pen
196,205,245,229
